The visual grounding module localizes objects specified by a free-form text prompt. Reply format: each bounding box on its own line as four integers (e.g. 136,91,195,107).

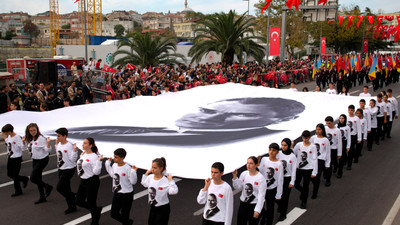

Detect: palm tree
112,32,186,68
188,10,266,65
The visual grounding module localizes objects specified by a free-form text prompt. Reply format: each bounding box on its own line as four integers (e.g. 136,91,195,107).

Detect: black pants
338,141,348,176
31,156,49,198
260,187,277,225
326,149,338,182
347,135,357,168
295,169,312,204
377,117,384,142
202,218,224,225
76,175,101,224
237,201,259,225
57,168,76,209
149,203,170,225
7,157,27,194
367,129,376,149
111,191,134,225
278,177,292,217
355,134,364,161
311,159,325,196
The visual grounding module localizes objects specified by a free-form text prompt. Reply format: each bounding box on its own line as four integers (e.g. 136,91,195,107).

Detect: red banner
321,37,326,55
270,27,280,56
368,16,374,25
377,16,384,25
338,15,345,26
363,39,368,53
347,15,355,29
357,15,364,28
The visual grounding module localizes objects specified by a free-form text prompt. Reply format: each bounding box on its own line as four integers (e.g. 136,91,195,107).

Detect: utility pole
266,7,271,67
279,9,287,61
83,0,88,62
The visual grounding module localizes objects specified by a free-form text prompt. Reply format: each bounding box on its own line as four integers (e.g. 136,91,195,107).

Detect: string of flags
261,0,328,14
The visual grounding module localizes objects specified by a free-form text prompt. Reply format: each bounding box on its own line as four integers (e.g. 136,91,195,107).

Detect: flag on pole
312,57,317,79
356,54,361,71
102,64,117,73
330,55,336,70
317,55,322,69
74,0,80,3
364,53,369,68
368,55,377,80
126,64,136,70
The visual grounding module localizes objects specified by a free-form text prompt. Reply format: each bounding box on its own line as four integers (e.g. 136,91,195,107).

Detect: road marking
350,90,360,94
382,193,400,225
0,168,59,188
396,95,400,99
193,189,241,216
369,85,372,88
63,178,182,225
276,207,307,225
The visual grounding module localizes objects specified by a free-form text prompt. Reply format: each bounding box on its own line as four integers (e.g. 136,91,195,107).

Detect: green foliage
114,24,126,38
61,23,71,30
23,20,39,37
189,10,266,64
112,32,186,68
4,30,15,40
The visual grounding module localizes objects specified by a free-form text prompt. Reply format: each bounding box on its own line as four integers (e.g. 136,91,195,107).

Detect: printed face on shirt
245,183,253,196
301,152,307,161
208,193,217,208
113,173,120,186
149,187,156,200
175,98,305,130
266,167,275,179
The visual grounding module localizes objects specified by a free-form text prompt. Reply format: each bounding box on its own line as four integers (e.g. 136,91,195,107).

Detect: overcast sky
2,0,399,16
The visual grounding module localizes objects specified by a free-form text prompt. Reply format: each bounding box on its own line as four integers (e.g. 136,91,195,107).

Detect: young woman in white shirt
141,157,178,225
232,156,267,225
75,137,103,225
23,123,53,204
337,115,351,178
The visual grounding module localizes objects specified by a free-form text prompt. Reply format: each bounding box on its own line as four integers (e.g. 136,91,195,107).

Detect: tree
61,23,71,29
189,10,266,64
112,32,186,68
23,20,39,37
4,30,15,40
114,24,125,38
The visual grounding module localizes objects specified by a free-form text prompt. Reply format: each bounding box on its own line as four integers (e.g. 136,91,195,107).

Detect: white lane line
382,193,400,225
0,168,59,188
64,178,182,225
369,85,372,88
193,189,241,216
396,95,400,99
276,207,307,225
350,90,360,94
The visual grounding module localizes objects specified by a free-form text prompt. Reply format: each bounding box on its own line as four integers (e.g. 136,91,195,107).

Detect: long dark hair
316,123,327,137
25,123,42,142
248,156,258,165
85,137,98,154
337,114,347,128
153,157,166,172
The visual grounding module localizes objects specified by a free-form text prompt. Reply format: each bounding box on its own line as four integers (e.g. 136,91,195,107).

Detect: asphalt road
0,80,399,225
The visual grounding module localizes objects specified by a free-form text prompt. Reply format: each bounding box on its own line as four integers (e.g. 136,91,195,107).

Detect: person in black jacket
73,88,85,106
53,91,64,109
24,90,40,111
0,85,9,113
83,80,93,102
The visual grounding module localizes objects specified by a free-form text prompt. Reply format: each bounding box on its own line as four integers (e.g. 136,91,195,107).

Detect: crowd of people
1,85,398,225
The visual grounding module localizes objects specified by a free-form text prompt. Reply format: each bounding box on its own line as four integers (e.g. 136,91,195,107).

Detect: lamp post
243,0,250,15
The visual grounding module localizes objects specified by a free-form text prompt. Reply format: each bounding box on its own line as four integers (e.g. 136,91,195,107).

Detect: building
12,35,31,47
0,12,31,35
0,19,9,37
173,19,200,40
102,20,134,36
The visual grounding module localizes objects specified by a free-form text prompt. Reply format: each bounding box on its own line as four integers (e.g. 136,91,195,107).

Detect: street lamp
243,0,250,15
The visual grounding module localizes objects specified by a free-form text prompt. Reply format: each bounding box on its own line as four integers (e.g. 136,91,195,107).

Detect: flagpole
266,7,270,67
83,0,88,62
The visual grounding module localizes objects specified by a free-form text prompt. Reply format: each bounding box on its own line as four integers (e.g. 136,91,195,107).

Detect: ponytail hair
85,137,98,154
153,157,166,172
248,156,258,165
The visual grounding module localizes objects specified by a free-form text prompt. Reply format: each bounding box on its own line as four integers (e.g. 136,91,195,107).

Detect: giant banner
0,84,368,179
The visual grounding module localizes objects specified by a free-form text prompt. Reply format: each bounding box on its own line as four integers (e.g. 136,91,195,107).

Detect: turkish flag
321,37,326,55
368,16,374,25
338,15,345,27
156,66,161,74
362,40,368,53
376,26,383,39
286,0,301,10
381,25,388,40
270,27,280,56
126,64,136,70
74,0,80,3
261,0,272,14
102,64,117,73
346,15,355,29
397,16,400,24
385,16,394,21
387,25,394,40
377,16,384,25
357,15,364,28
318,0,328,6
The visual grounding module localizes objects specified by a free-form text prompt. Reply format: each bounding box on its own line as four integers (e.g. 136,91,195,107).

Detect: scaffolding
78,0,103,45
49,0,60,57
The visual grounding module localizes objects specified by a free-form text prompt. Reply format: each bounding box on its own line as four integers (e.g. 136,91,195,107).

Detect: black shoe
346,167,352,171
368,148,372,151
278,215,287,221
353,159,359,164
34,197,47,204
22,177,28,188
376,142,380,145
333,169,337,173
128,219,133,225
387,136,392,138
337,174,342,179
96,206,103,220
381,137,385,141
45,185,53,198
11,192,22,197
64,207,77,215
325,181,331,187
311,194,317,199
300,202,307,209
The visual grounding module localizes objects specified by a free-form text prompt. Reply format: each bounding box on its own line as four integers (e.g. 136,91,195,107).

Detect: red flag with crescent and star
321,37,326,55
270,27,280,56
363,40,368,53
346,15,355,29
